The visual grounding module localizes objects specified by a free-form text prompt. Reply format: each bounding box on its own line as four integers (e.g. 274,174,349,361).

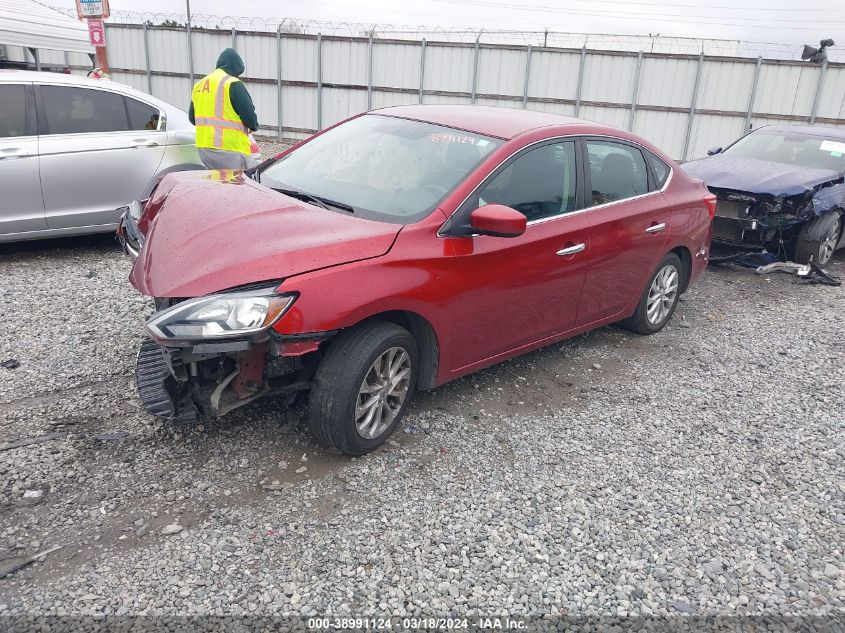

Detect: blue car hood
682,155,842,198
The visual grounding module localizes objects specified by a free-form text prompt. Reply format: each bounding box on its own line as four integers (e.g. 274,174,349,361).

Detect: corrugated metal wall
55,25,845,159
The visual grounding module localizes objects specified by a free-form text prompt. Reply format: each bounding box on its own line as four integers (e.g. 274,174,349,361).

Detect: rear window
646,150,671,189
0,84,27,138
40,85,129,135
126,97,162,131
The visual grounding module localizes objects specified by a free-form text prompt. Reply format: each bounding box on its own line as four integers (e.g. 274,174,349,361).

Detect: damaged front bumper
117,201,144,260
135,331,333,423
711,194,805,251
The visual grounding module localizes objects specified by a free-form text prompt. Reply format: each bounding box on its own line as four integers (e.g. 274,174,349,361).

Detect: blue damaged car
683,125,845,266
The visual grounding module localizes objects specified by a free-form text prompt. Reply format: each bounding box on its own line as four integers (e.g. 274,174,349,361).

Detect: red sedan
119,105,715,455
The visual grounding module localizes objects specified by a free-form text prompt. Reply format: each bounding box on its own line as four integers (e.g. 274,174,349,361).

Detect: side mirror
707,146,723,156
469,204,527,238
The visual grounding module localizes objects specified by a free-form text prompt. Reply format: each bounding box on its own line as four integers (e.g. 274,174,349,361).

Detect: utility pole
186,0,194,84
75,0,110,73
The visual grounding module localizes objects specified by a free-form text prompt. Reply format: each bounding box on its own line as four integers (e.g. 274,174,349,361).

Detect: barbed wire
49,7,842,61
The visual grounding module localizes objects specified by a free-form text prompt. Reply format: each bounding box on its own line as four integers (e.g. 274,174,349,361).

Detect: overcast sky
53,0,844,44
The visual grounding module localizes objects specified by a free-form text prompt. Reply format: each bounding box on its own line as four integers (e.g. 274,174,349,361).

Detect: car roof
374,104,603,140
755,124,845,140
0,69,188,118
0,69,157,99
0,69,111,87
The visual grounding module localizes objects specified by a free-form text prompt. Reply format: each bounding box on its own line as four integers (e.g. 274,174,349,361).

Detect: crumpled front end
683,155,845,258
135,296,332,423
710,189,814,253
116,201,145,260
114,170,405,424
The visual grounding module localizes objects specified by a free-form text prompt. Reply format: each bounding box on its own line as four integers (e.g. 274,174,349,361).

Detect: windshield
723,130,845,172
259,114,502,223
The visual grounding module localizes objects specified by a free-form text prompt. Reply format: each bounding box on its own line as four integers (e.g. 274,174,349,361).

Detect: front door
575,138,671,326
36,84,167,230
444,140,591,371
0,83,45,237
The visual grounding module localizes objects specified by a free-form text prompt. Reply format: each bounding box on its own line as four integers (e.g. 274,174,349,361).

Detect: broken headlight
146,287,296,341
128,199,143,222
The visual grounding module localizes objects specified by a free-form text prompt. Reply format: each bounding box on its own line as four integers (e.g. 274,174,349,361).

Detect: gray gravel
1,225,844,624
255,135,297,161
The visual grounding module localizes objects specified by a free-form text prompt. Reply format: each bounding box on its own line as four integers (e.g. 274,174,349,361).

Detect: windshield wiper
274,187,355,213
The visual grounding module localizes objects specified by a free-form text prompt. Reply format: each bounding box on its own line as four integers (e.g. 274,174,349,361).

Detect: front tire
794,212,841,266
622,253,683,335
308,321,418,456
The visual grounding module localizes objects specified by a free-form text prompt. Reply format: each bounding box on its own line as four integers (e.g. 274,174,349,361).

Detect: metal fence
13,19,845,160
45,9,845,61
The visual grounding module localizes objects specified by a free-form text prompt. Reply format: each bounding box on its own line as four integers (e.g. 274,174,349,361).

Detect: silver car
0,70,203,242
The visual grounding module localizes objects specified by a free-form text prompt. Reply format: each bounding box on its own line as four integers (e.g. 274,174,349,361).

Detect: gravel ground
256,136,297,160
0,216,843,626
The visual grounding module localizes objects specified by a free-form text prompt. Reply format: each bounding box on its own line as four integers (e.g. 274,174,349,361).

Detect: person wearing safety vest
188,48,258,170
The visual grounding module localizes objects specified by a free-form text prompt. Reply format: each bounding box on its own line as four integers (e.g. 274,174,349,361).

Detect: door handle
130,140,160,148
556,243,586,256
0,148,32,160
645,222,667,234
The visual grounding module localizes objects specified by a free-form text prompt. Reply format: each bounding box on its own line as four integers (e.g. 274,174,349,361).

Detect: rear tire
793,212,841,266
308,321,418,456
622,253,684,335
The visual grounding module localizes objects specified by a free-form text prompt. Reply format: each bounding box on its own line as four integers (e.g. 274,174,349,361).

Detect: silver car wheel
355,347,412,440
646,264,679,326
818,216,841,266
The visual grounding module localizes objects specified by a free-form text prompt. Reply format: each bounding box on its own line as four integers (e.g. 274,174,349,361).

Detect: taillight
704,193,717,220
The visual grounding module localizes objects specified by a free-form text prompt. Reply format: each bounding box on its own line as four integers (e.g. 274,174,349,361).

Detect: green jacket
189,48,258,132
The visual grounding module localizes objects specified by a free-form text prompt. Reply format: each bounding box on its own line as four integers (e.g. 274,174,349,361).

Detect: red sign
87,18,105,46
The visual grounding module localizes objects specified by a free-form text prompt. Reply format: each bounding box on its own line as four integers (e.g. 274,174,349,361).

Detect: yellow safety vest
191,68,251,156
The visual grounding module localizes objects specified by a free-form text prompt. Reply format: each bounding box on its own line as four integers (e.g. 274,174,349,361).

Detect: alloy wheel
818,216,841,266
355,347,412,440
646,264,679,326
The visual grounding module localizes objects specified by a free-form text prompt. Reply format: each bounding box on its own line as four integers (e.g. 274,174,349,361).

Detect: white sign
79,0,104,18
820,140,845,155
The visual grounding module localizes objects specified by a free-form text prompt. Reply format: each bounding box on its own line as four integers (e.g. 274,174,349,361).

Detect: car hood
130,171,402,298
682,155,842,197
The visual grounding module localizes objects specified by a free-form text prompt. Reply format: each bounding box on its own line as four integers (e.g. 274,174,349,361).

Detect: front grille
266,356,303,379
716,200,751,220
136,339,197,424
712,217,745,243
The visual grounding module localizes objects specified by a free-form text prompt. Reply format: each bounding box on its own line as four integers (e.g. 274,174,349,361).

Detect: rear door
36,83,167,230
444,139,591,371
0,82,46,236
575,137,672,327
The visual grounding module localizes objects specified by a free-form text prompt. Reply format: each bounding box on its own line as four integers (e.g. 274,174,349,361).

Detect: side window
0,84,27,138
476,142,578,222
645,150,671,190
126,97,162,131
40,86,129,135
586,140,648,206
